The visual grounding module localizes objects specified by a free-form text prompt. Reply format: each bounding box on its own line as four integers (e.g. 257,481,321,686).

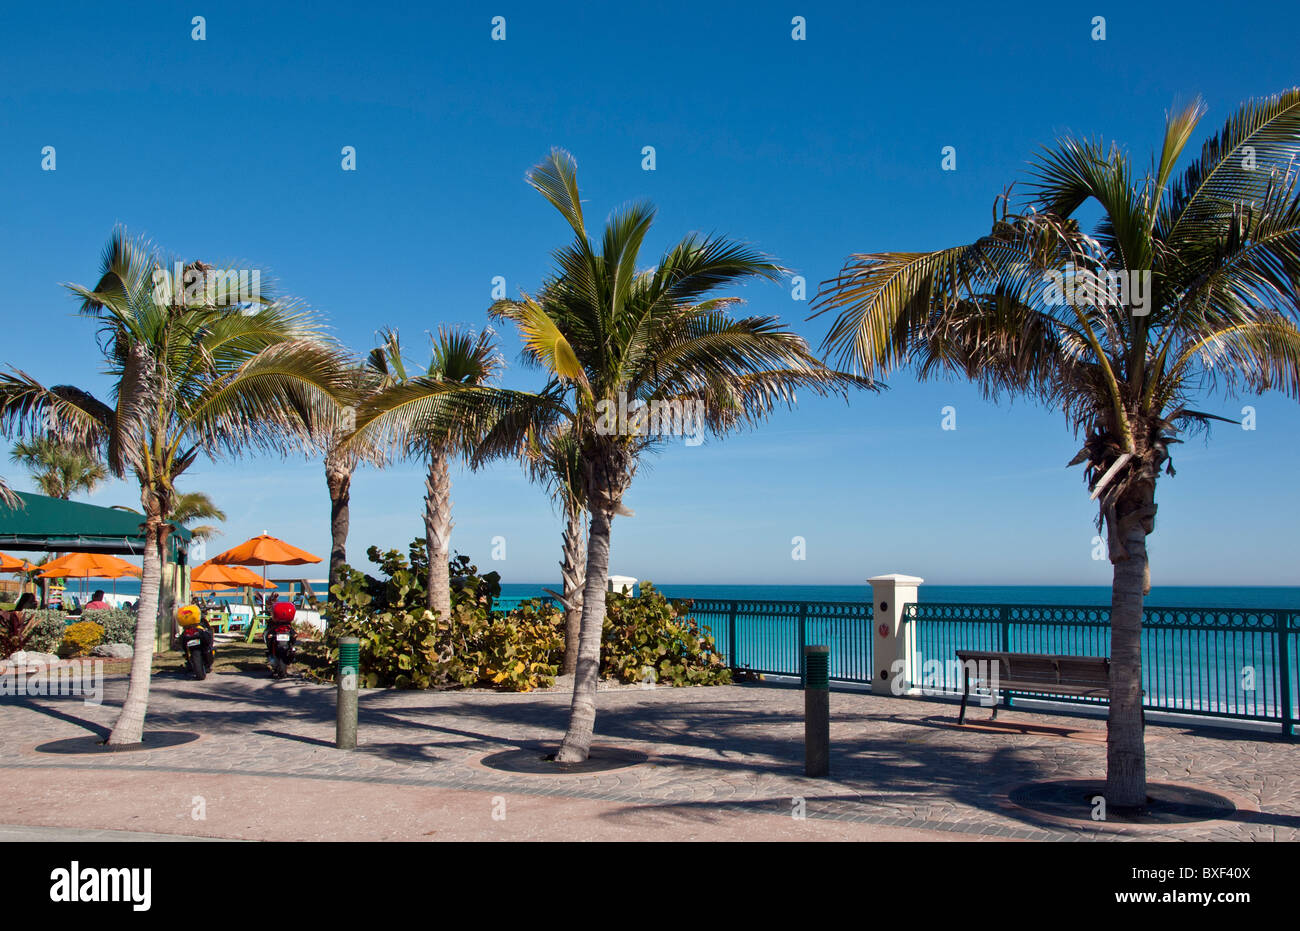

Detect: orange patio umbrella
191,561,274,590
207,533,321,599
0,552,37,600
192,580,275,593
0,552,37,573
37,552,142,579
36,552,142,600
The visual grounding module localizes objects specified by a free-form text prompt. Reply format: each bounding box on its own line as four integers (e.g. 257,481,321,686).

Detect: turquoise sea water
501,583,1300,611
85,578,1300,611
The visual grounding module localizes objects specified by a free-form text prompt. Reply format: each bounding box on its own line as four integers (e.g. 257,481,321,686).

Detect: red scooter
265,600,297,679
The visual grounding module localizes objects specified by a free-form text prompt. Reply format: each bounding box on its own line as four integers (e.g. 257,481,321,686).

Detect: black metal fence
679,596,1298,734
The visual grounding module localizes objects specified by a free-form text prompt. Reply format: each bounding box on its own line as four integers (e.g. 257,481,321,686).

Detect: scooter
177,605,214,680
265,600,297,679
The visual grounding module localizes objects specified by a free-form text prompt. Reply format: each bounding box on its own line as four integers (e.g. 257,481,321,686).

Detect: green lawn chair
245,615,266,644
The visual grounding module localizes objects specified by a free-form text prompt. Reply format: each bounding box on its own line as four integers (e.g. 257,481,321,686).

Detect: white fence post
868,573,924,696
607,575,637,595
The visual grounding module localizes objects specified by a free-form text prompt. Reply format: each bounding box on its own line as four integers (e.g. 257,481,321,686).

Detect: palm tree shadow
9,697,110,740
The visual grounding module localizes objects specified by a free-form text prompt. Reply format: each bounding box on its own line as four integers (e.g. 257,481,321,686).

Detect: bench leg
958,669,970,725
991,696,998,721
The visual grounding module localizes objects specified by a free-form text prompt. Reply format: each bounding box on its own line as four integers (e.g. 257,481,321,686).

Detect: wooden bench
954,650,1132,725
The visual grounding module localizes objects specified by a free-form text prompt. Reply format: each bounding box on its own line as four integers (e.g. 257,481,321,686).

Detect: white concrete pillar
607,575,637,596
869,573,923,696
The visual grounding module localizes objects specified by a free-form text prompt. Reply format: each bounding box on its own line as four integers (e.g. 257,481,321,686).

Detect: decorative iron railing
686,599,874,683
492,591,1298,734
903,602,1297,733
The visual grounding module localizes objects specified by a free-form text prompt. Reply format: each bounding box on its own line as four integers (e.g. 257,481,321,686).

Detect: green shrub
60,620,105,658
318,599,563,692
1,611,40,657
24,610,68,653
81,608,136,644
442,600,563,690
316,548,728,692
601,582,731,686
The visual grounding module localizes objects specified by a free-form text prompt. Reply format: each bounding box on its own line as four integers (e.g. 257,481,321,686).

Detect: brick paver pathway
1,671,1295,841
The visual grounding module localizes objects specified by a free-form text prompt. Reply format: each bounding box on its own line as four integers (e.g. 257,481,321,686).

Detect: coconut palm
323,330,406,589
481,149,868,762
9,435,108,499
813,90,1300,808
347,327,504,618
525,425,587,676
169,491,226,543
0,229,351,745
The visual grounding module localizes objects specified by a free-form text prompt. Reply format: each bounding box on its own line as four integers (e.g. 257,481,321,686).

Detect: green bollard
337,637,359,750
804,645,830,777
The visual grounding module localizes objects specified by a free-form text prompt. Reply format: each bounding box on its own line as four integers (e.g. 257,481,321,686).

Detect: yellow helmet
177,604,201,626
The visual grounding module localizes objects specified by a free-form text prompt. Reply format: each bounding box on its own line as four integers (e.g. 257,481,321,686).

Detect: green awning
0,491,191,561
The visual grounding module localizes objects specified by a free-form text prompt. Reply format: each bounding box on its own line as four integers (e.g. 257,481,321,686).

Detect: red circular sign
878,624,889,638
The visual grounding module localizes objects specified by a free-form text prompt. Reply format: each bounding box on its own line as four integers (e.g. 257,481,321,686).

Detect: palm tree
323,330,405,589
9,435,108,499
348,327,503,618
525,425,587,676
813,90,1300,808
484,149,867,762
169,491,226,542
0,229,350,745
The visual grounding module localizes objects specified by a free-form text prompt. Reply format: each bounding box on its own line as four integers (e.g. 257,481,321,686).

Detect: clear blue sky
1,1,1297,586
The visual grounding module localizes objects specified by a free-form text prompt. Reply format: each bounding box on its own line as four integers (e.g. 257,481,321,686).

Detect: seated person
83,589,112,611
13,592,37,612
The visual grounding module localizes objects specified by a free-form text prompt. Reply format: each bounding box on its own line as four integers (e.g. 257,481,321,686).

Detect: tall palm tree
0,229,350,745
348,327,503,618
323,330,405,589
169,491,226,542
9,435,108,499
813,90,1300,808
484,149,867,762
525,425,587,676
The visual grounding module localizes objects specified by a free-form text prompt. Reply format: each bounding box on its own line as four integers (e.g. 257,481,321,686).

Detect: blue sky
1,1,1297,586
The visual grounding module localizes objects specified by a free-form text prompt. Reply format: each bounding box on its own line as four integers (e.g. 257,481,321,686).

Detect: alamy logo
1043,264,1151,316
49,861,151,911
0,658,103,705
151,262,262,308
890,653,1000,705
595,393,706,446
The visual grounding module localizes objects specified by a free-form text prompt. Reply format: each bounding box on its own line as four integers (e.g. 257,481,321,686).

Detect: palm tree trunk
555,505,612,762
108,510,164,745
1104,491,1152,808
560,504,586,676
425,454,453,618
325,454,353,591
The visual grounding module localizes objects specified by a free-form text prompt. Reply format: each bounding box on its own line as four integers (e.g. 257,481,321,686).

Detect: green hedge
80,608,137,644
22,610,69,653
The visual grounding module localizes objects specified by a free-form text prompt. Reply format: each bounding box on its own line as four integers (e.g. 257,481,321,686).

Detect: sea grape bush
600,583,731,686
317,547,728,691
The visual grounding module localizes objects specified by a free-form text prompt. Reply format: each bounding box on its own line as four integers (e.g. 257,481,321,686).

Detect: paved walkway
0,671,1295,841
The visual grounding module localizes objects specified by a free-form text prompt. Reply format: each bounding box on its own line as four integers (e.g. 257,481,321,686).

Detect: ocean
78,579,1300,611
505,583,1300,611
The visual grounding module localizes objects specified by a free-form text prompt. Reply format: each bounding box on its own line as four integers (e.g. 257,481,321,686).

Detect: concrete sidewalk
1,672,1295,842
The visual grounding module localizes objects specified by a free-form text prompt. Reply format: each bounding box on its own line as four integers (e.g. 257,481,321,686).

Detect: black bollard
336,636,359,750
804,645,830,777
